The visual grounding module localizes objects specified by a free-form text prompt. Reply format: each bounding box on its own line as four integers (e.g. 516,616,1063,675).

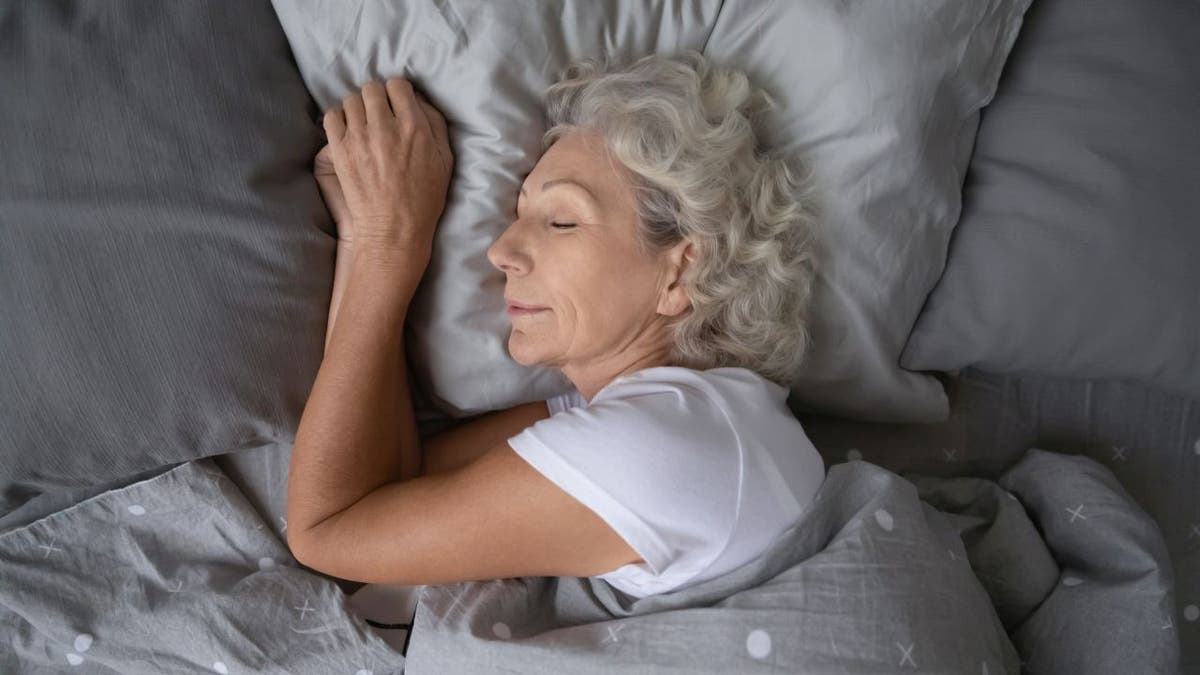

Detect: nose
486,219,530,275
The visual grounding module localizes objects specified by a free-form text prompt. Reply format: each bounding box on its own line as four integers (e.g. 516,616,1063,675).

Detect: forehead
526,132,614,186
541,130,605,161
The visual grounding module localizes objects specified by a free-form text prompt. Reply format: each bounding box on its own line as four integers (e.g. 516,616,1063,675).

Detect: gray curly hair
541,50,819,386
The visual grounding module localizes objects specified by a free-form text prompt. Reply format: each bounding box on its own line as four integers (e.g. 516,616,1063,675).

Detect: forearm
289,251,424,535
325,239,358,357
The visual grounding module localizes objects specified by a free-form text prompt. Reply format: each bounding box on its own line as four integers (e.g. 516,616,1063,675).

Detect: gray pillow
0,1,330,511
270,0,1032,424
902,0,1200,397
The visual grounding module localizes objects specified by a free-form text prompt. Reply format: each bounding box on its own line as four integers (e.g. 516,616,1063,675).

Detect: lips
505,298,549,317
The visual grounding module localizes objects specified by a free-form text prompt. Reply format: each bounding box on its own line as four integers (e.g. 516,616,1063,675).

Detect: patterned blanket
0,450,1178,673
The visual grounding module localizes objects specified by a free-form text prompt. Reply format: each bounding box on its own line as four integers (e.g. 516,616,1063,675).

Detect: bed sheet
212,367,1200,669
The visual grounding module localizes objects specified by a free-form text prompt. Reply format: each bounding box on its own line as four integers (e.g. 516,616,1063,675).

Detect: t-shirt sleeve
545,388,586,416
507,387,742,579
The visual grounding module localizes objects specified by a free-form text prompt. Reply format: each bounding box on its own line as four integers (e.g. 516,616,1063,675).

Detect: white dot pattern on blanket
1185,605,1199,622
64,631,94,666
874,509,894,532
74,634,93,652
746,629,771,659
846,449,863,462
127,505,146,515
492,622,511,639
258,557,276,571
213,661,228,674
1062,576,1083,587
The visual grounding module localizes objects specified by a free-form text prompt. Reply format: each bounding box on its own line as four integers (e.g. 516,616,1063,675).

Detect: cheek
567,279,649,345
533,237,652,343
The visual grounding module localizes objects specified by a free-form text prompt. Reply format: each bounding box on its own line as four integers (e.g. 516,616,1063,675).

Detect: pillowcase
270,0,721,421
700,0,1030,422
0,1,329,511
901,0,1200,398
270,0,1031,423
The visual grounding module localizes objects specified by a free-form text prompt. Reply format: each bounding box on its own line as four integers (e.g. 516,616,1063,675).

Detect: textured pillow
901,0,1200,398
270,0,1031,423
0,2,330,511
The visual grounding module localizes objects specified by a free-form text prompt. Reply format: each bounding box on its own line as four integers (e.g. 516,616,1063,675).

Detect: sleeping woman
288,51,826,599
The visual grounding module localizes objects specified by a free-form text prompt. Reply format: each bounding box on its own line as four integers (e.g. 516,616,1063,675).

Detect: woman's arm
291,74,451,547
324,239,355,357
290,249,644,586
419,400,551,476
324,238,548,478
314,140,358,357
285,79,647,585
289,250,425,539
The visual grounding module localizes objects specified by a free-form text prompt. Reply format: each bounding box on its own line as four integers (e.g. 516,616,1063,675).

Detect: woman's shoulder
563,367,803,465
593,365,790,413
536,369,748,452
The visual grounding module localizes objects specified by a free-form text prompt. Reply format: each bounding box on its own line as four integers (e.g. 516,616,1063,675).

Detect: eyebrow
519,178,599,204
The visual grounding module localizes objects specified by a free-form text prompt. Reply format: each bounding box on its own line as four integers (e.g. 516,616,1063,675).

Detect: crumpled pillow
270,0,1031,423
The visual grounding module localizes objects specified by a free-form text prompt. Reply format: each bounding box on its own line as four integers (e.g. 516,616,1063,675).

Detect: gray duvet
0,450,1178,674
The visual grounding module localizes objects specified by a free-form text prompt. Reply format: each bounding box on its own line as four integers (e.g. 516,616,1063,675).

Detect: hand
322,78,453,257
314,144,358,246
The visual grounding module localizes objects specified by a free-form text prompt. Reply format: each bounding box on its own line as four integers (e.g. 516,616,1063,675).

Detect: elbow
286,526,366,583
285,507,347,573
286,527,321,571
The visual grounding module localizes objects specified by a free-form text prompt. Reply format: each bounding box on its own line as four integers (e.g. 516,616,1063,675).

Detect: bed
1,0,1195,673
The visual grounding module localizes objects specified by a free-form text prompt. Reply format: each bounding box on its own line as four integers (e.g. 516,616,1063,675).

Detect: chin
506,332,549,367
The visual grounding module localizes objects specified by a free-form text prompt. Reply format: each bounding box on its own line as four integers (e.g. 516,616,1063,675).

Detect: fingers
342,89,366,129
322,108,346,145
415,97,453,169
415,95,449,148
313,144,335,175
328,78,450,164
360,80,393,127
385,78,425,131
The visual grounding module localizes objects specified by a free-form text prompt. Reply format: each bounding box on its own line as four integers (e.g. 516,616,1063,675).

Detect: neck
562,347,674,403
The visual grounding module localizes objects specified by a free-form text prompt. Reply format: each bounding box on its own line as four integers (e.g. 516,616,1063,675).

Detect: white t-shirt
506,366,825,598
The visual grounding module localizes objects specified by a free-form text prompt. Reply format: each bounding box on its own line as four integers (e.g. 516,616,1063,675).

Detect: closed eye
551,222,577,229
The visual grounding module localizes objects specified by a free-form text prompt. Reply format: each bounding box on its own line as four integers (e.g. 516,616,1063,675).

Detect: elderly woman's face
486,130,687,371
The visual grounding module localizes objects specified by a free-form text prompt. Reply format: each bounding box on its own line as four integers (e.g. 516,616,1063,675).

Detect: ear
657,238,696,318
